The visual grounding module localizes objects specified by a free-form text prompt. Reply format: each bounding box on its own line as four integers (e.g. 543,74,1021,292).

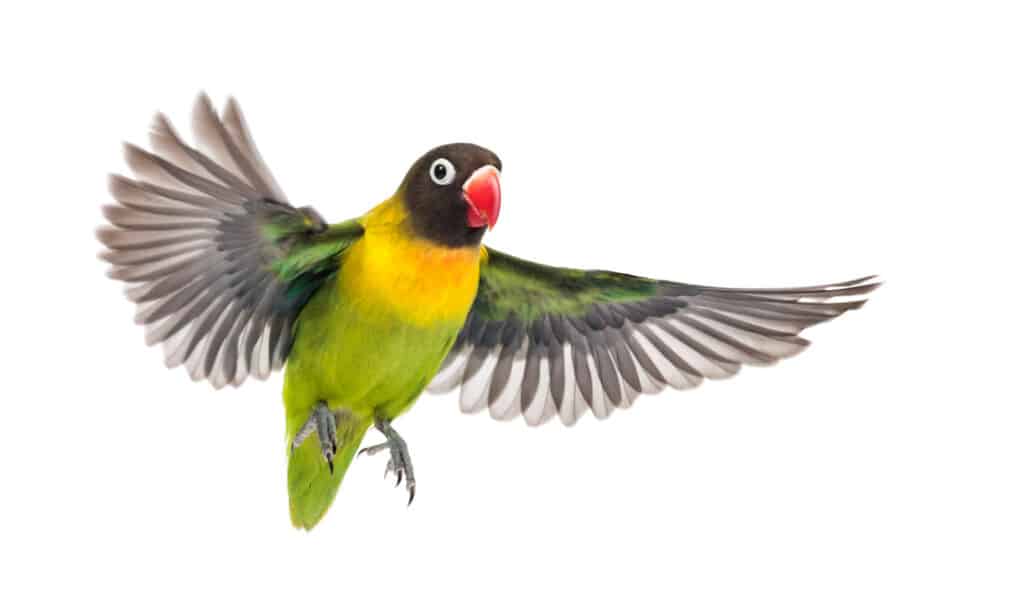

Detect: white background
1,1,1021,612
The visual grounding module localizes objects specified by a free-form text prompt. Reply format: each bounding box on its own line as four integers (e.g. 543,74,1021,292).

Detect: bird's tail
287,413,372,530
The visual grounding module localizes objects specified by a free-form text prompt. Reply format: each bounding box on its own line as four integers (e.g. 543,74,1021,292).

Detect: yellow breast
340,198,481,328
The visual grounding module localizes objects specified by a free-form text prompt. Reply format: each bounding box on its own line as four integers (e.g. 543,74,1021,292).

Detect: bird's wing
98,94,364,388
430,248,879,425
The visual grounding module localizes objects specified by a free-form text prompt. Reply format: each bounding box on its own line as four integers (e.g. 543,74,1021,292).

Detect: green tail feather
287,414,371,530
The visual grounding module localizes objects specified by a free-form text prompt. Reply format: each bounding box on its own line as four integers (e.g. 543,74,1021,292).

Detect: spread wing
98,94,363,388
430,248,879,426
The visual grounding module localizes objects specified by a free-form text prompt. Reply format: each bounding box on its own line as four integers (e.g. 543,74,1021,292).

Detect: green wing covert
98,94,363,388
430,248,879,425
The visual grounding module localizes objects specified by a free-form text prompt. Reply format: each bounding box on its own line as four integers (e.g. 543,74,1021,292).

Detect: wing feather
430,248,879,425
98,94,363,388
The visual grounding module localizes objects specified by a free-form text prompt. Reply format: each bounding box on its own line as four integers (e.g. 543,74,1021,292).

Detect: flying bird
97,95,880,529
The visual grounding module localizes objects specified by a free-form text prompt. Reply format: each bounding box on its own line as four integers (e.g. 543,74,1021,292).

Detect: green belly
282,277,461,441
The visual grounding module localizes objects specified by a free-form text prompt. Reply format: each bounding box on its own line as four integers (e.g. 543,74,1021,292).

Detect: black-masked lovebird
97,95,880,529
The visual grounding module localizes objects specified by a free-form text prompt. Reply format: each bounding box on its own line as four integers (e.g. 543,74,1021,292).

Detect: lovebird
98,95,879,529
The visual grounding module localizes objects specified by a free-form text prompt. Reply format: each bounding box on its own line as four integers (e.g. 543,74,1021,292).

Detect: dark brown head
399,143,502,247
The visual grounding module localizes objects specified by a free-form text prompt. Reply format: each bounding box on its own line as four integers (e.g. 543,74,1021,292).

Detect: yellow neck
360,193,411,229
340,196,482,328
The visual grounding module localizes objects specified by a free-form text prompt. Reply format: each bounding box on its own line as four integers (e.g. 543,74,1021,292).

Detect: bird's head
399,143,502,247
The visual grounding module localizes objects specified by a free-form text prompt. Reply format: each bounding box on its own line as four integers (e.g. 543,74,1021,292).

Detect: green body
282,245,466,529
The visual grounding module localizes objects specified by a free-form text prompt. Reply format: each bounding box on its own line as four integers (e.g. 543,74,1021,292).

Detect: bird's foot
292,402,338,473
359,418,416,505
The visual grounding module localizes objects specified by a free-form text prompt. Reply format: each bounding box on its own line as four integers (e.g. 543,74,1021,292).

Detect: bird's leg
359,417,416,505
291,401,338,473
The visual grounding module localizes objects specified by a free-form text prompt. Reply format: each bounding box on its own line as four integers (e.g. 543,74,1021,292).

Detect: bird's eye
430,158,456,186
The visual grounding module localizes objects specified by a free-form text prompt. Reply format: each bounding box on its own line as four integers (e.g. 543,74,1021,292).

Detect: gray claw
292,402,339,472
363,418,417,506
360,442,390,457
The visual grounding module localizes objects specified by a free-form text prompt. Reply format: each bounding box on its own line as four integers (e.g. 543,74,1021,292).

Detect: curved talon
359,442,390,458
366,418,417,506
292,402,339,473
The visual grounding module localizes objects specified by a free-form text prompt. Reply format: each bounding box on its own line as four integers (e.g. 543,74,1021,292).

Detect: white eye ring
429,158,456,186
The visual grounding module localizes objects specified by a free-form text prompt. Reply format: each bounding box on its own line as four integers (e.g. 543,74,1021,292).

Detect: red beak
463,165,501,230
